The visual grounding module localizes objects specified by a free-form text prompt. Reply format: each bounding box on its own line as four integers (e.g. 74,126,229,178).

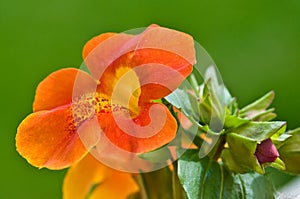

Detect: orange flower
16,25,195,198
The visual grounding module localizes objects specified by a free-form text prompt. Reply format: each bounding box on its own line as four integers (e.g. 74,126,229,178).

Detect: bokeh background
1,0,300,198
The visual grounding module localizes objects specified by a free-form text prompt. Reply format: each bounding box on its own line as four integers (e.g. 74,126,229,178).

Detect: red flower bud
254,138,279,164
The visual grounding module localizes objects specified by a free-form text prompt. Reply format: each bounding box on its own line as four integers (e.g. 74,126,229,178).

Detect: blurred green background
1,0,299,198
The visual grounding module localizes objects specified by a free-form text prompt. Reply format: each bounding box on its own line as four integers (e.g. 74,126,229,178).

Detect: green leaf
231,173,275,199
165,89,189,111
239,91,275,120
203,79,225,126
188,73,200,97
229,121,286,142
278,127,300,174
251,108,277,122
165,88,199,120
204,66,232,108
172,161,189,199
224,114,249,129
197,66,229,131
178,150,225,199
223,133,263,174
177,149,274,199
227,98,239,116
198,82,213,124
223,85,234,107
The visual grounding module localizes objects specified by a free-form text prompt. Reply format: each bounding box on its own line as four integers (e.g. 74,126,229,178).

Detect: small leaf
271,133,291,148
199,79,226,132
278,128,300,174
188,73,200,97
198,82,213,124
227,98,239,116
204,66,232,107
165,88,199,120
251,108,277,122
224,114,249,129
165,89,188,110
239,91,275,119
223,85,234,106
204,79,226,126
229,121,286,142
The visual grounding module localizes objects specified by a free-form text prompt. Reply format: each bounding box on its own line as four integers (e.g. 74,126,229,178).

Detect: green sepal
271,125,290,148
239,91,275,120
266,157,285,171
222,133,263,174
271,133,291,148
278,128,300,174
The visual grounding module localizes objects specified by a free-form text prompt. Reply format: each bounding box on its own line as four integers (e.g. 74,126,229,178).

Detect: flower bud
254,138,279,164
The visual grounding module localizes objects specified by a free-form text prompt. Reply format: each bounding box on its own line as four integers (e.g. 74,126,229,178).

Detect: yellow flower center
70,93,132,127
67,67,141,130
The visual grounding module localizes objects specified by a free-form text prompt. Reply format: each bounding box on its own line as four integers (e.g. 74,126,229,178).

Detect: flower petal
63,153,138,199
33,68,97,112
132,48,193,101
82,33,117,59
133,25,196,66
97,49,193,102
98,103,177,153
255,138,279,164
83,32,134,79
16,105,99,169
92,26,194,101
90,170,138,199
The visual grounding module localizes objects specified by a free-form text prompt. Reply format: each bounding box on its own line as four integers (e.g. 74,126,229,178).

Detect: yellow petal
63,154,138,199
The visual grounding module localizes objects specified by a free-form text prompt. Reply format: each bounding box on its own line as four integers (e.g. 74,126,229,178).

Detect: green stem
137,167,174,199
133,174,149,199
172,161,187,199
209,135,226,161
